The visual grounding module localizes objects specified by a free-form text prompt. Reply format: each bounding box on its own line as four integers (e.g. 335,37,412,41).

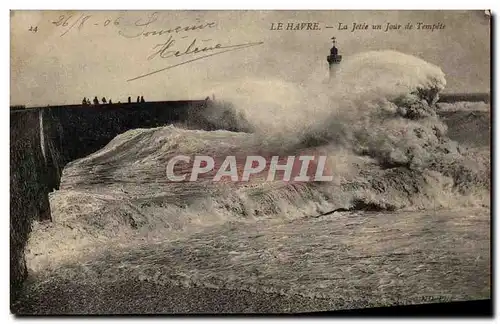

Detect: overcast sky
11,10,490,106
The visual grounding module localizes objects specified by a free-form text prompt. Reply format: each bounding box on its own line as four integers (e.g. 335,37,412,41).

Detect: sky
10,10,491,106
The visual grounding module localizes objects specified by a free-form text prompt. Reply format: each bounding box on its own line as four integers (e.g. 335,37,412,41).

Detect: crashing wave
58,50,488,225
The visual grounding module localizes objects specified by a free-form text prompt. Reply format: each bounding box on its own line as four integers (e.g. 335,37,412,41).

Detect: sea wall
439,93,490,104
10,100,207,290
42,100,208,169
10,110,51,289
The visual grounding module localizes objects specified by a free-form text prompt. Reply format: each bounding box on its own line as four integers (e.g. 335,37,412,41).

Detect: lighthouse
327,37,342,78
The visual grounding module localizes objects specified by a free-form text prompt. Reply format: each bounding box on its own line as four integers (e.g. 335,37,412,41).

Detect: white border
3,1,498,323
4,1,500,10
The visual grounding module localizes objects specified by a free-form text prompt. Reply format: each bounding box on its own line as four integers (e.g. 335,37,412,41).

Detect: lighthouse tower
327,37,342,79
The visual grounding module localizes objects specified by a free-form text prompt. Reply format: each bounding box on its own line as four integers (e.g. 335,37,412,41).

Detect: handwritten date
51,14,122,37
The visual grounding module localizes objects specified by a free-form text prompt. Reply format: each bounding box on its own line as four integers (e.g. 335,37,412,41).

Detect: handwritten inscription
148,36,225,60
48,12,263,82
117,12,216,39
50,12,217,38
51,14,122,37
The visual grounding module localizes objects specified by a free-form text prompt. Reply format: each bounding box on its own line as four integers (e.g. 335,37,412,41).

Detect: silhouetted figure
93,96,99,105
128,96,131,103
137,96,140,103
109,99,113,104
82,97,88,105
86,98,91,105
102,97,107,104
140,96,145,103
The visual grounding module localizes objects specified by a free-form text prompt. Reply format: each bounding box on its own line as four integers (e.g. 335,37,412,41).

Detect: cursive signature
128,37,264,81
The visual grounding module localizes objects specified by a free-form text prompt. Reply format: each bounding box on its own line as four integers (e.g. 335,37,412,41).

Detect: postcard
10,10,491,315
